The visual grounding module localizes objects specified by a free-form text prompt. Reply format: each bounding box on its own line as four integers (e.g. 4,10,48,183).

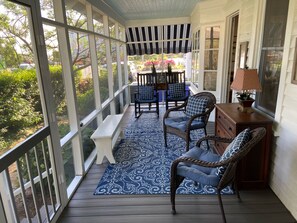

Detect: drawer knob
228,127,232,131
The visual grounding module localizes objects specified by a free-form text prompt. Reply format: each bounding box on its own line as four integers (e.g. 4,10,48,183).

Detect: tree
0,1,92,71
0,37,21,68
0,1,33,66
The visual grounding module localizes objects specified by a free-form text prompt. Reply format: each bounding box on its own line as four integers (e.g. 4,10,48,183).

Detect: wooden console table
215,103,273,189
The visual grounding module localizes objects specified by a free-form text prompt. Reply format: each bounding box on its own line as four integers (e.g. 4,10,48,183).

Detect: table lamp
231,68,262,112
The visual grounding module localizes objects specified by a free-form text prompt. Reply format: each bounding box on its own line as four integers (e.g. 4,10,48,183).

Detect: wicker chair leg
186,131,191,151
164,126,168,147
233,180,241,200
170,174,177,214
218,190,227,223
171,176,184,215
170,188,177,214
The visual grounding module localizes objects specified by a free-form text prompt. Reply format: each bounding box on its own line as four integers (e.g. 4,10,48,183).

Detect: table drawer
216,111,236,136
216,121,232,138
215,122,232,155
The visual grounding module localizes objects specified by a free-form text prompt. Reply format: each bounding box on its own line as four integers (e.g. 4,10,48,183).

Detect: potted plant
236,91,255,112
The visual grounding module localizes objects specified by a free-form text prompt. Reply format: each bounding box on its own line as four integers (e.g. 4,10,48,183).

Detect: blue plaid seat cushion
138,86,154,100
185,96,208,122
216,128,251,177
168,83,185,98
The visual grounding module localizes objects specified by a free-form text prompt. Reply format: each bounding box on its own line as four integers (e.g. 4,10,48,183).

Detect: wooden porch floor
57,106,296,223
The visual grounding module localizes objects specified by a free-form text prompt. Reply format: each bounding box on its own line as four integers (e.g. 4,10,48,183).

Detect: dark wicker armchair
163,92,216,151
170,127,267,223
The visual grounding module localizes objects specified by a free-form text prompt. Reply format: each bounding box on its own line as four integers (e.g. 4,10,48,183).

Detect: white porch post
0,171,17,223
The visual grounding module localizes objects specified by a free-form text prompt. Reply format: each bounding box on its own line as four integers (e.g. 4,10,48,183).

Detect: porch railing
0,127,60,223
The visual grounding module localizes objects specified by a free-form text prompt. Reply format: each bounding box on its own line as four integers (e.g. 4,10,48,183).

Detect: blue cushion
164,116,205,132
177,147,220,186
168,83,185,98
138,86,154,100
216,128,251,177
185,96,208,122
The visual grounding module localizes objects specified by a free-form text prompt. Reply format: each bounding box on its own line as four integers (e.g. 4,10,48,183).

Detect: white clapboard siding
238,0,255,41
270,1,297,219
271,120,297,217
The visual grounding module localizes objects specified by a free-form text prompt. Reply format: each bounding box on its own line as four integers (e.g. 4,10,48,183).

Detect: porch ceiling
102,0,202,21
99,0,203,55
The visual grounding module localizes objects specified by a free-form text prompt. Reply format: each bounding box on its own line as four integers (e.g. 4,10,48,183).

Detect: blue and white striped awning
126,24,192,55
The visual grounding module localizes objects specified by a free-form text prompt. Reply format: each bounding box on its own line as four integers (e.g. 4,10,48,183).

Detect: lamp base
237,98,254,113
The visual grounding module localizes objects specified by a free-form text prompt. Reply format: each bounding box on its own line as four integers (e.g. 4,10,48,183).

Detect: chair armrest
196,135,234,147
163,102,187,119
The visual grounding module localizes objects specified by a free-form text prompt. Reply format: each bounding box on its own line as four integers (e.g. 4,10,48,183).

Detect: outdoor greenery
0,1,126,215
0,65,110,155
0,1,34,68
0,69,42,151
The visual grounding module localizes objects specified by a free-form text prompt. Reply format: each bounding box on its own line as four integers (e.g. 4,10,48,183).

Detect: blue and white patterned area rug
94,110,233,195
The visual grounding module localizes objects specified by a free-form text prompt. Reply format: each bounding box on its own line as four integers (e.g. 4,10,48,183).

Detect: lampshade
231,69,262,92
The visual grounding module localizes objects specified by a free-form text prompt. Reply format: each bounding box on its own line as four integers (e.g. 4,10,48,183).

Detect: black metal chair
163,92,216,151
134,72,159,118
170,127,267,223
165,71,189,110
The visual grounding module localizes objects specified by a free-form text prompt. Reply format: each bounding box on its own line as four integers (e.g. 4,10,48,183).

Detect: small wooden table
215,103,273,189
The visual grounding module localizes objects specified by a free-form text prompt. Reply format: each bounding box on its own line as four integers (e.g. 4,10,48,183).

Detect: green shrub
0,136,8,153
99,69,109,101
18,139,51,185
81,126,95,160
0,69,42,133
49,65,66,116
77,88,95,118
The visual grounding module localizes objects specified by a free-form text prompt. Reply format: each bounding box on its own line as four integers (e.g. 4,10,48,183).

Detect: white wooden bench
91,114,123,164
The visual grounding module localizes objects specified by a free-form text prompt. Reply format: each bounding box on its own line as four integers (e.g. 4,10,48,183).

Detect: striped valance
126,24,192,55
